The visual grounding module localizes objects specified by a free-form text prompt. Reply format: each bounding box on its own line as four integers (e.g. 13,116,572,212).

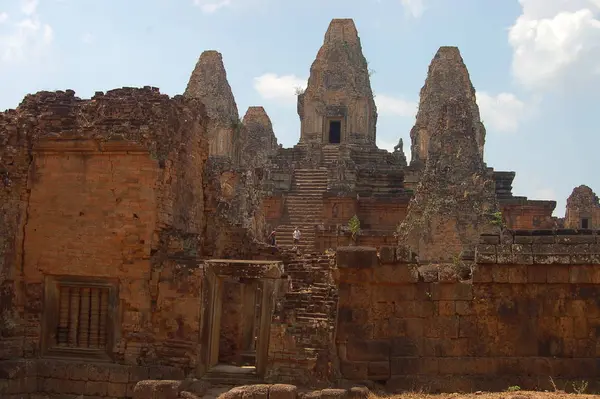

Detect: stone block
269,384,297,399
107,364,130,383
66,362,89,381
476,253,497,264
240,384,269,399
491,266,509,283
85,380,108,396
378,246,395,264
424,317,459,339
337,247,378,268
396,245,417,263
431,282,472,301
107,382,128,398
527,265,547,283
346,340,390,362
546,266,570,283
373,264,418,284
455,300,472,315
531,235,555,244
479,234,500,244
337,268,372,284
336,322,373,341
129,366,149,383
514,235,533,244
367,361,390,379
390,337,420,357
417,264,439,282
339,361,368,380
133,380,183,399
534,254,570,264
0,360,27,379
458,316,476,338
556,235,595,244
437,300,455,316
87,363,110,381
507,265,527,283
389,357,419,375
569,266,594,284
472,265,493,283
320,388,347,399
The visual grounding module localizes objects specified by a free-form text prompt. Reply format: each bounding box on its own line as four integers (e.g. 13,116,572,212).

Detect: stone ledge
476,240,600,264
336,247,378,269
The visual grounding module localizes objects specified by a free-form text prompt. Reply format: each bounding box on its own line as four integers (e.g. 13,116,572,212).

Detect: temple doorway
328,120,341,144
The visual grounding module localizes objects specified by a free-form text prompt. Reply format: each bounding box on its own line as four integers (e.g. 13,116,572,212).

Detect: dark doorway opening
581,218,590,229
328,120,341,144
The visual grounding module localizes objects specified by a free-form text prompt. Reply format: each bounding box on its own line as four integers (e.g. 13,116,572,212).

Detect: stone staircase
322,145,340,165
276,168,328,251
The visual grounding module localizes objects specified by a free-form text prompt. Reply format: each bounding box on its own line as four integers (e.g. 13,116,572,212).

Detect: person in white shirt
292,227,301,249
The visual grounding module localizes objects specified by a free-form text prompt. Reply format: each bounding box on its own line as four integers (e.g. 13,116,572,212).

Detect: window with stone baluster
42,276,118,360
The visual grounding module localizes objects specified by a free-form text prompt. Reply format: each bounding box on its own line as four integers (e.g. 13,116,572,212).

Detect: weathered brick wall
501,200,557,229
0,358,184,398
0,88,209,373
266,253,339,386
356,199,408,230
336,231,600,393
263,196,285,225
316,231,397,252
203,156,269,257
322,197,357,225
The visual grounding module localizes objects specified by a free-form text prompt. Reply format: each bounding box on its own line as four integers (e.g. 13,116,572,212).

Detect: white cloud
81,32,94,44
509,0,600,89
0,13,8,24
476,92,527,133
20,0,38,16
253,73,307,103
400,0,425,18
0,0,53,64
193,0,232,13
375,94,417,118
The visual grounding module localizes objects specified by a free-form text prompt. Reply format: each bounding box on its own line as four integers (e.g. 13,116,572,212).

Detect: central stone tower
297,19,377,146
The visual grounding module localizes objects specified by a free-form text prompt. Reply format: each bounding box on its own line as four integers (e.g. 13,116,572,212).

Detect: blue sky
1,0,598,216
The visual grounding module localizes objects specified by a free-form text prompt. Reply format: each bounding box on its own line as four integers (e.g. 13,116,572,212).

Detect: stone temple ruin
1,18,600,399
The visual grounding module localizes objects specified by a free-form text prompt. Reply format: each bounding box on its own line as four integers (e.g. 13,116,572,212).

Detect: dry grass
368,392,600,399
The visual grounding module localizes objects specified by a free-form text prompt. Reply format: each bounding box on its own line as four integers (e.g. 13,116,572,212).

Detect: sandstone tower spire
409,47,486,167
297,19,377,146
398,97,499,262
184,50,240,158
564,185,600,229
239,106,279,168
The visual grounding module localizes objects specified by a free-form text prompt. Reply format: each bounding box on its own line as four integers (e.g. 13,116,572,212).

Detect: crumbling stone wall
0,358,184,398
565,185,600,229
398,97,500,262
266,253,339,386
0,87,209,370
336,232,600,393
202,156,269,256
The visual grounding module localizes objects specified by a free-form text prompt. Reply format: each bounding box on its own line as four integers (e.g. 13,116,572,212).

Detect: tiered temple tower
297,19,377,146
261,19,558,251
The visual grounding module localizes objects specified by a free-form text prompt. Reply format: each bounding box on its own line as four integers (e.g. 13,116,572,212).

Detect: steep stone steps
276,168,329,252
322,145,340,165
275,225,315,250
